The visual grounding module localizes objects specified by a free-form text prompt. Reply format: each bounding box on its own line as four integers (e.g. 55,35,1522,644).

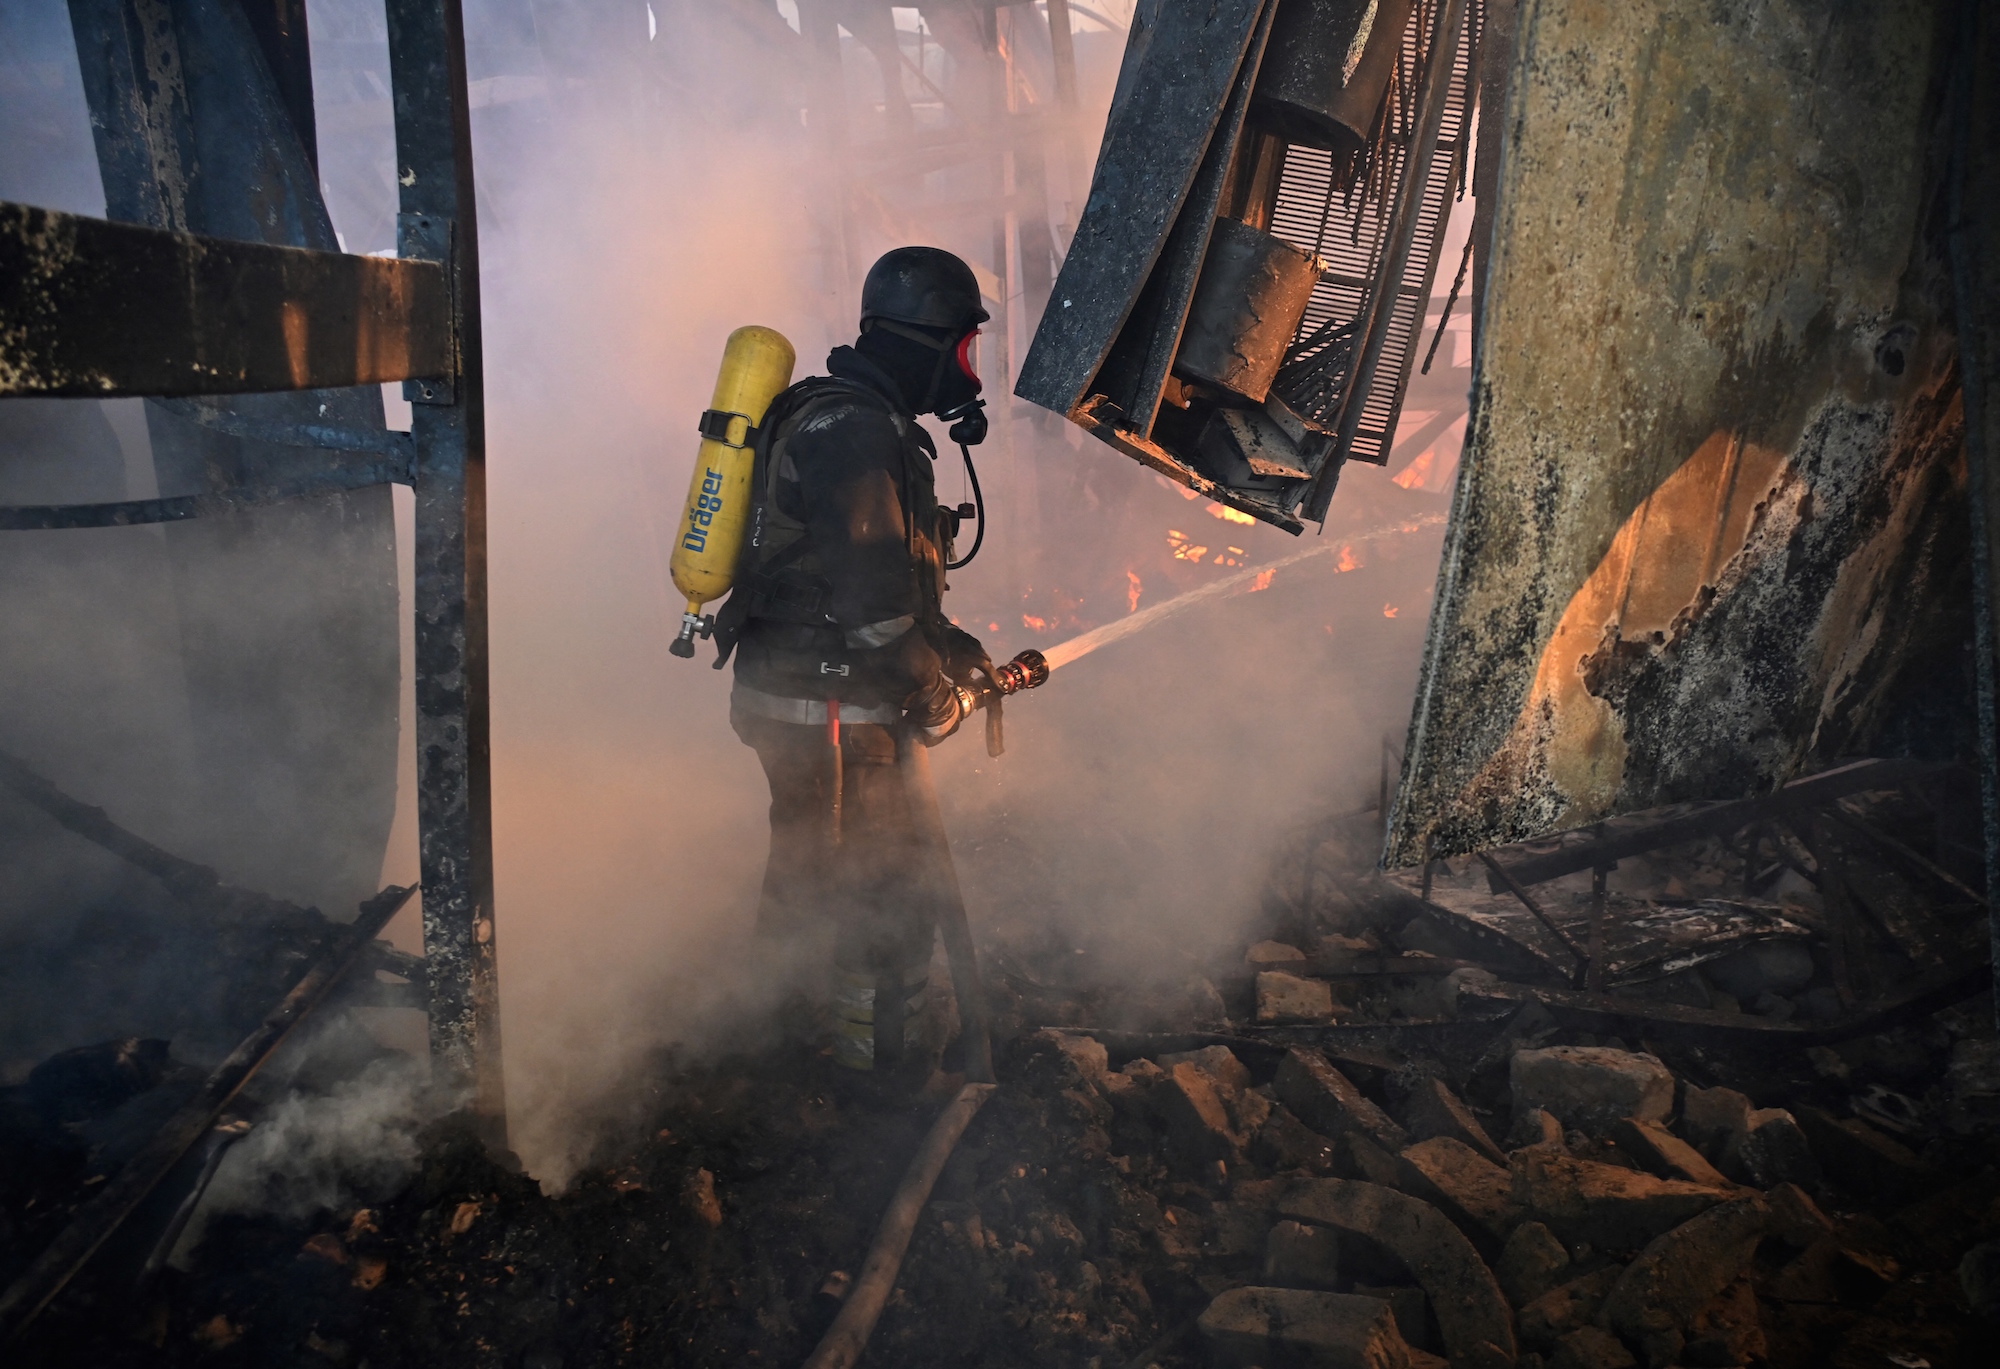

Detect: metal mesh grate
1265,0,1480,466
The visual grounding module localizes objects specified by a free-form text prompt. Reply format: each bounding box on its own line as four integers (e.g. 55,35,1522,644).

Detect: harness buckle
819,662,851,677
697,408,756,447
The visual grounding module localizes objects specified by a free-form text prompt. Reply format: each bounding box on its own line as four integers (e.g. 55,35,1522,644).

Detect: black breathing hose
945,441,985,570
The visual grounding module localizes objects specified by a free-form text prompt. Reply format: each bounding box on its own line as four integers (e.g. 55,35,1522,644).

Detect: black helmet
860,247,990,333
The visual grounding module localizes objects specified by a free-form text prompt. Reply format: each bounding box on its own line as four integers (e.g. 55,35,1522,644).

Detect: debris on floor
2,760,1994,1367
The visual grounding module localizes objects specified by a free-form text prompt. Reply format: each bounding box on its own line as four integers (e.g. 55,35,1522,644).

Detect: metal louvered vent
1018,0,1482,533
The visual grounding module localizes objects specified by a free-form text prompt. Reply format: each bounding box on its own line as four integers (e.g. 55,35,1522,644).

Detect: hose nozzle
990,648,1048,696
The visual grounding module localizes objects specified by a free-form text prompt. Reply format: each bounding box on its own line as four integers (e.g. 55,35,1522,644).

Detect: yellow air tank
668,325,795,657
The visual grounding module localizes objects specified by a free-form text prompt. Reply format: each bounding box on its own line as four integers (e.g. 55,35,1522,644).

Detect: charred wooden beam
0,201,451,398
0,749,221,902
1482,758,1948,890
0,884,418,1343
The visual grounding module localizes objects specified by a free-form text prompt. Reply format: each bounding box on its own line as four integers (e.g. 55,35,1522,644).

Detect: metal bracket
397,212,457,405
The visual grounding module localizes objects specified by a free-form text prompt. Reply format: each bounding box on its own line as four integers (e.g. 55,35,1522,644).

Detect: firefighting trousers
730,706,954,981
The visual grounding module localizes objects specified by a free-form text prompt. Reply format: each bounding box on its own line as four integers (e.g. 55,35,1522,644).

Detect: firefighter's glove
941,625,994,692
904,674,974,747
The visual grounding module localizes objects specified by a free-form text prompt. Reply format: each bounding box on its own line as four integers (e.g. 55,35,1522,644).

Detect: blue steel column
384,0,503,1131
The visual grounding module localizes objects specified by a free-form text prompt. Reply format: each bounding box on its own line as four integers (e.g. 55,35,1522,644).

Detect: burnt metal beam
0,460,411,530
1461,956,1990,1047
0,201,452,398
1014,0,1267,417
386,0,504,1134
0,884,419,1343
1482,758,1947,890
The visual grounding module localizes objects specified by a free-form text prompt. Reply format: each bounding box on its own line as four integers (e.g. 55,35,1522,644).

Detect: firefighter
711,246,993,1078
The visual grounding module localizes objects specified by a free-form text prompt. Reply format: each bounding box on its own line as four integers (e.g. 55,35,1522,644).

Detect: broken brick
1720,1107,1819,1188
1519,1266,1623,1351
1266,1218,1343,1287
1279,1179,1517,1369
1258,969,1338,1023
1547,1325,1637,1369
1608,1116,1732,1189
1495,1220,1571,1307
1766,1181,1835,1247
1253,1103,1339,1174
1402,1075,1508,1166
1598,1193,1769,1368
1276,1047,1410,1152
1677,1085,1753,1161
1159,1044,1253,1098
1198,1286,1416,1369
1510,1047,1674,1136
1160,1061,1244,1169
1399,1136,1519,1242
1510,1146,1729,1251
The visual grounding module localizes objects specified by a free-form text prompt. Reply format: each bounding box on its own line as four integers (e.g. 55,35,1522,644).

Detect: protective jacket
715,346,956,712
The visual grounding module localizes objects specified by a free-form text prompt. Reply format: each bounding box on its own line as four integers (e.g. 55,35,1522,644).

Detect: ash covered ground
6,779,1999,1369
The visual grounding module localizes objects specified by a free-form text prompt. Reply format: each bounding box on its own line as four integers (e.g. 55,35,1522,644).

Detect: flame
1208,503,1256,525
1022,614,1048,632
988,622,1000,631
1392,447,1439,490
1173,543,1208,562
1126,570,1142,614
1383,604,1399,618
1337,544,1361,572
1250,568,1276,593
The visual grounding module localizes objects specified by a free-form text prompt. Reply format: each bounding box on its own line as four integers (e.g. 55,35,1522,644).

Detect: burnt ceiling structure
1017,0,1482,532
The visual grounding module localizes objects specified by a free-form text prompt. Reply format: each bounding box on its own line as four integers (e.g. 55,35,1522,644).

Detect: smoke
0,0,1468,1197
172,1056,455,1264
318,0,1463,1187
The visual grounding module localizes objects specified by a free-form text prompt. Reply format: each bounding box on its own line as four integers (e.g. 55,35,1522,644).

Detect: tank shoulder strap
708,378,895,669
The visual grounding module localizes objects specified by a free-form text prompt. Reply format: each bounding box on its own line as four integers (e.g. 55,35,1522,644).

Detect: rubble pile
3,763,1996,1367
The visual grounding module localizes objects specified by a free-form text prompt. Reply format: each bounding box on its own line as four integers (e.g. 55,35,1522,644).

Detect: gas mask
935,329,987,446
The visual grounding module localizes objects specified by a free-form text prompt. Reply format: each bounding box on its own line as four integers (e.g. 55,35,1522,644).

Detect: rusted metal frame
1464,955,1991,1048
0,883,418,1343
1482,758,1946,889
0,201,451,399
1582,864,1612,990
1826,802,1987,907
0,459,411,531
1475,849,1590,976
385,0,502,1135
1304,0,1469,521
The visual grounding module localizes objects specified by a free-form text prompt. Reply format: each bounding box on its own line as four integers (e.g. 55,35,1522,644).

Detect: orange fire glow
1383,604,1399,618
1126,570,1142,613
987,622,1000,632
1022,614,1048,632
1250,569,1277,593
1207,503,1256,526
1337,544,1361,572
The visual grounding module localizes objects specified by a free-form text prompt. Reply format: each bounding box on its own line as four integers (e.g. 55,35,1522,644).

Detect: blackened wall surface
1390,0,1969,864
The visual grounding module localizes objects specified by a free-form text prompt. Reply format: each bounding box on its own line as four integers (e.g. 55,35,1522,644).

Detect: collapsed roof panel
1389,0,1972,865
1017,0,1480,532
